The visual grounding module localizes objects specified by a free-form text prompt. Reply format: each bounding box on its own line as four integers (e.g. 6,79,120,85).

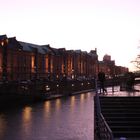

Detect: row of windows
0,45,98,81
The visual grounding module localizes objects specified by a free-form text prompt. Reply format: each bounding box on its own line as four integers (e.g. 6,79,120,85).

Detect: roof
18,41,57,55
41,45,56,54
75,50,81,53
0,35,7,40
19,41,46,54
8,37,23,50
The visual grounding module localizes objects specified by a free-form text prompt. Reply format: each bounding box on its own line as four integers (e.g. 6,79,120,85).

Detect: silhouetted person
98,71,107,94
126,72,135,90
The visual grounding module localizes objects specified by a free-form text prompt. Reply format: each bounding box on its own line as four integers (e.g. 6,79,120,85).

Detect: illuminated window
61,63,64,73
81,61,83,74
31,56,35,73
50,58,53,73
45,56,49,73
0,53,2,72
67,55,73,76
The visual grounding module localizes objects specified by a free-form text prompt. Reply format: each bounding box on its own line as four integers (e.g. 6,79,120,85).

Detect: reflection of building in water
22,106,32,135
23,106,32,122
44,101,51,113
70,96,76,112
71,96,75,106
44,101,51,121
0,114,6,139
87,92,91,98
80,94,85,103
55,99,61,111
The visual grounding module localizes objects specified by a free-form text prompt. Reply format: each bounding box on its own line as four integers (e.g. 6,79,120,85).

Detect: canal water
0,92,94,140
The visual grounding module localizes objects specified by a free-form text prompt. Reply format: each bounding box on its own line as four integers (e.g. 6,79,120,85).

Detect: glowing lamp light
45,85,50,91
1,41,4,46
21,85,28,90
72,75,74,79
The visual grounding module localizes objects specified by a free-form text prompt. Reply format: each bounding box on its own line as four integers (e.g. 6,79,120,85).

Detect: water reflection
22,106,32,122
0,114,6,139
70,96,76,112
80,93,85,103
87,92,91,98
55,98,61,111
0,92,94,140
22,106,32,136
44,101,51,113
44,101,51,121
71,96,76,105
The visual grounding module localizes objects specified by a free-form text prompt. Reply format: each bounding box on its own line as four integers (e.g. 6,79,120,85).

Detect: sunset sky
0,0,140,71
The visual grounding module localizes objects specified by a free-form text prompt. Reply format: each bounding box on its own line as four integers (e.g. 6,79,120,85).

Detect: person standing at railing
98,70,107,94
126,72,135,91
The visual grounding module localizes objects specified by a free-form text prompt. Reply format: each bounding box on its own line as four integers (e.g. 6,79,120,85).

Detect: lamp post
72,69,74,79
1,39,8,82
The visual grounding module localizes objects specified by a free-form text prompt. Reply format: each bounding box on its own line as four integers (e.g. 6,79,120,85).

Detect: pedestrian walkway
101,84,140,97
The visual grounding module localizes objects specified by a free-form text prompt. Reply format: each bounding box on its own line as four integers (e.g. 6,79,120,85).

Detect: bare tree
131,55,140,69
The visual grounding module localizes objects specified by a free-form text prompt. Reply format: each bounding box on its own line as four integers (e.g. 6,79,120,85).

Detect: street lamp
72,69,74,79
1,39,8,82
1,41,4,46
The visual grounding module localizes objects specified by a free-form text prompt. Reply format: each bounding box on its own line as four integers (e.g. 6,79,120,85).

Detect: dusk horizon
1,0,140,70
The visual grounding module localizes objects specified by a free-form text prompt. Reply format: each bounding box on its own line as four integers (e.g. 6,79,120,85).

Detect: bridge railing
94,78,114,140
98,113,114,140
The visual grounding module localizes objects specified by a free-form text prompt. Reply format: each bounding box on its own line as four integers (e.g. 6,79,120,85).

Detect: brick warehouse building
0,35,128,82
98,54,128,78
0,35,99,82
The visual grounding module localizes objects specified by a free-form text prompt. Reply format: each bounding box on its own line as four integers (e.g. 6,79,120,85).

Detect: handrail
95,78,101,114
94,78,114,140
98,113,114,140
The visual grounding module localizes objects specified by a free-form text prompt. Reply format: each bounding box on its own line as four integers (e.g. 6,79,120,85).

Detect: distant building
99,54,128,78
115,66,129,76
103,54,111,61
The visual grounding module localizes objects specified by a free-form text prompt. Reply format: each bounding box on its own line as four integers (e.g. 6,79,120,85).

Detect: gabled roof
19,41,58,55
41,45,56,54
8,37,23,50
19,41,47,54
19,41,34,52
74,50,88,55
45,47,66,55
75,50,81,53
0,35,7,40
89,51,98,57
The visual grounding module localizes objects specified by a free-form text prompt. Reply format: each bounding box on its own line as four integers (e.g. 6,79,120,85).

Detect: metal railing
94,78,114,140
98,113,114,140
